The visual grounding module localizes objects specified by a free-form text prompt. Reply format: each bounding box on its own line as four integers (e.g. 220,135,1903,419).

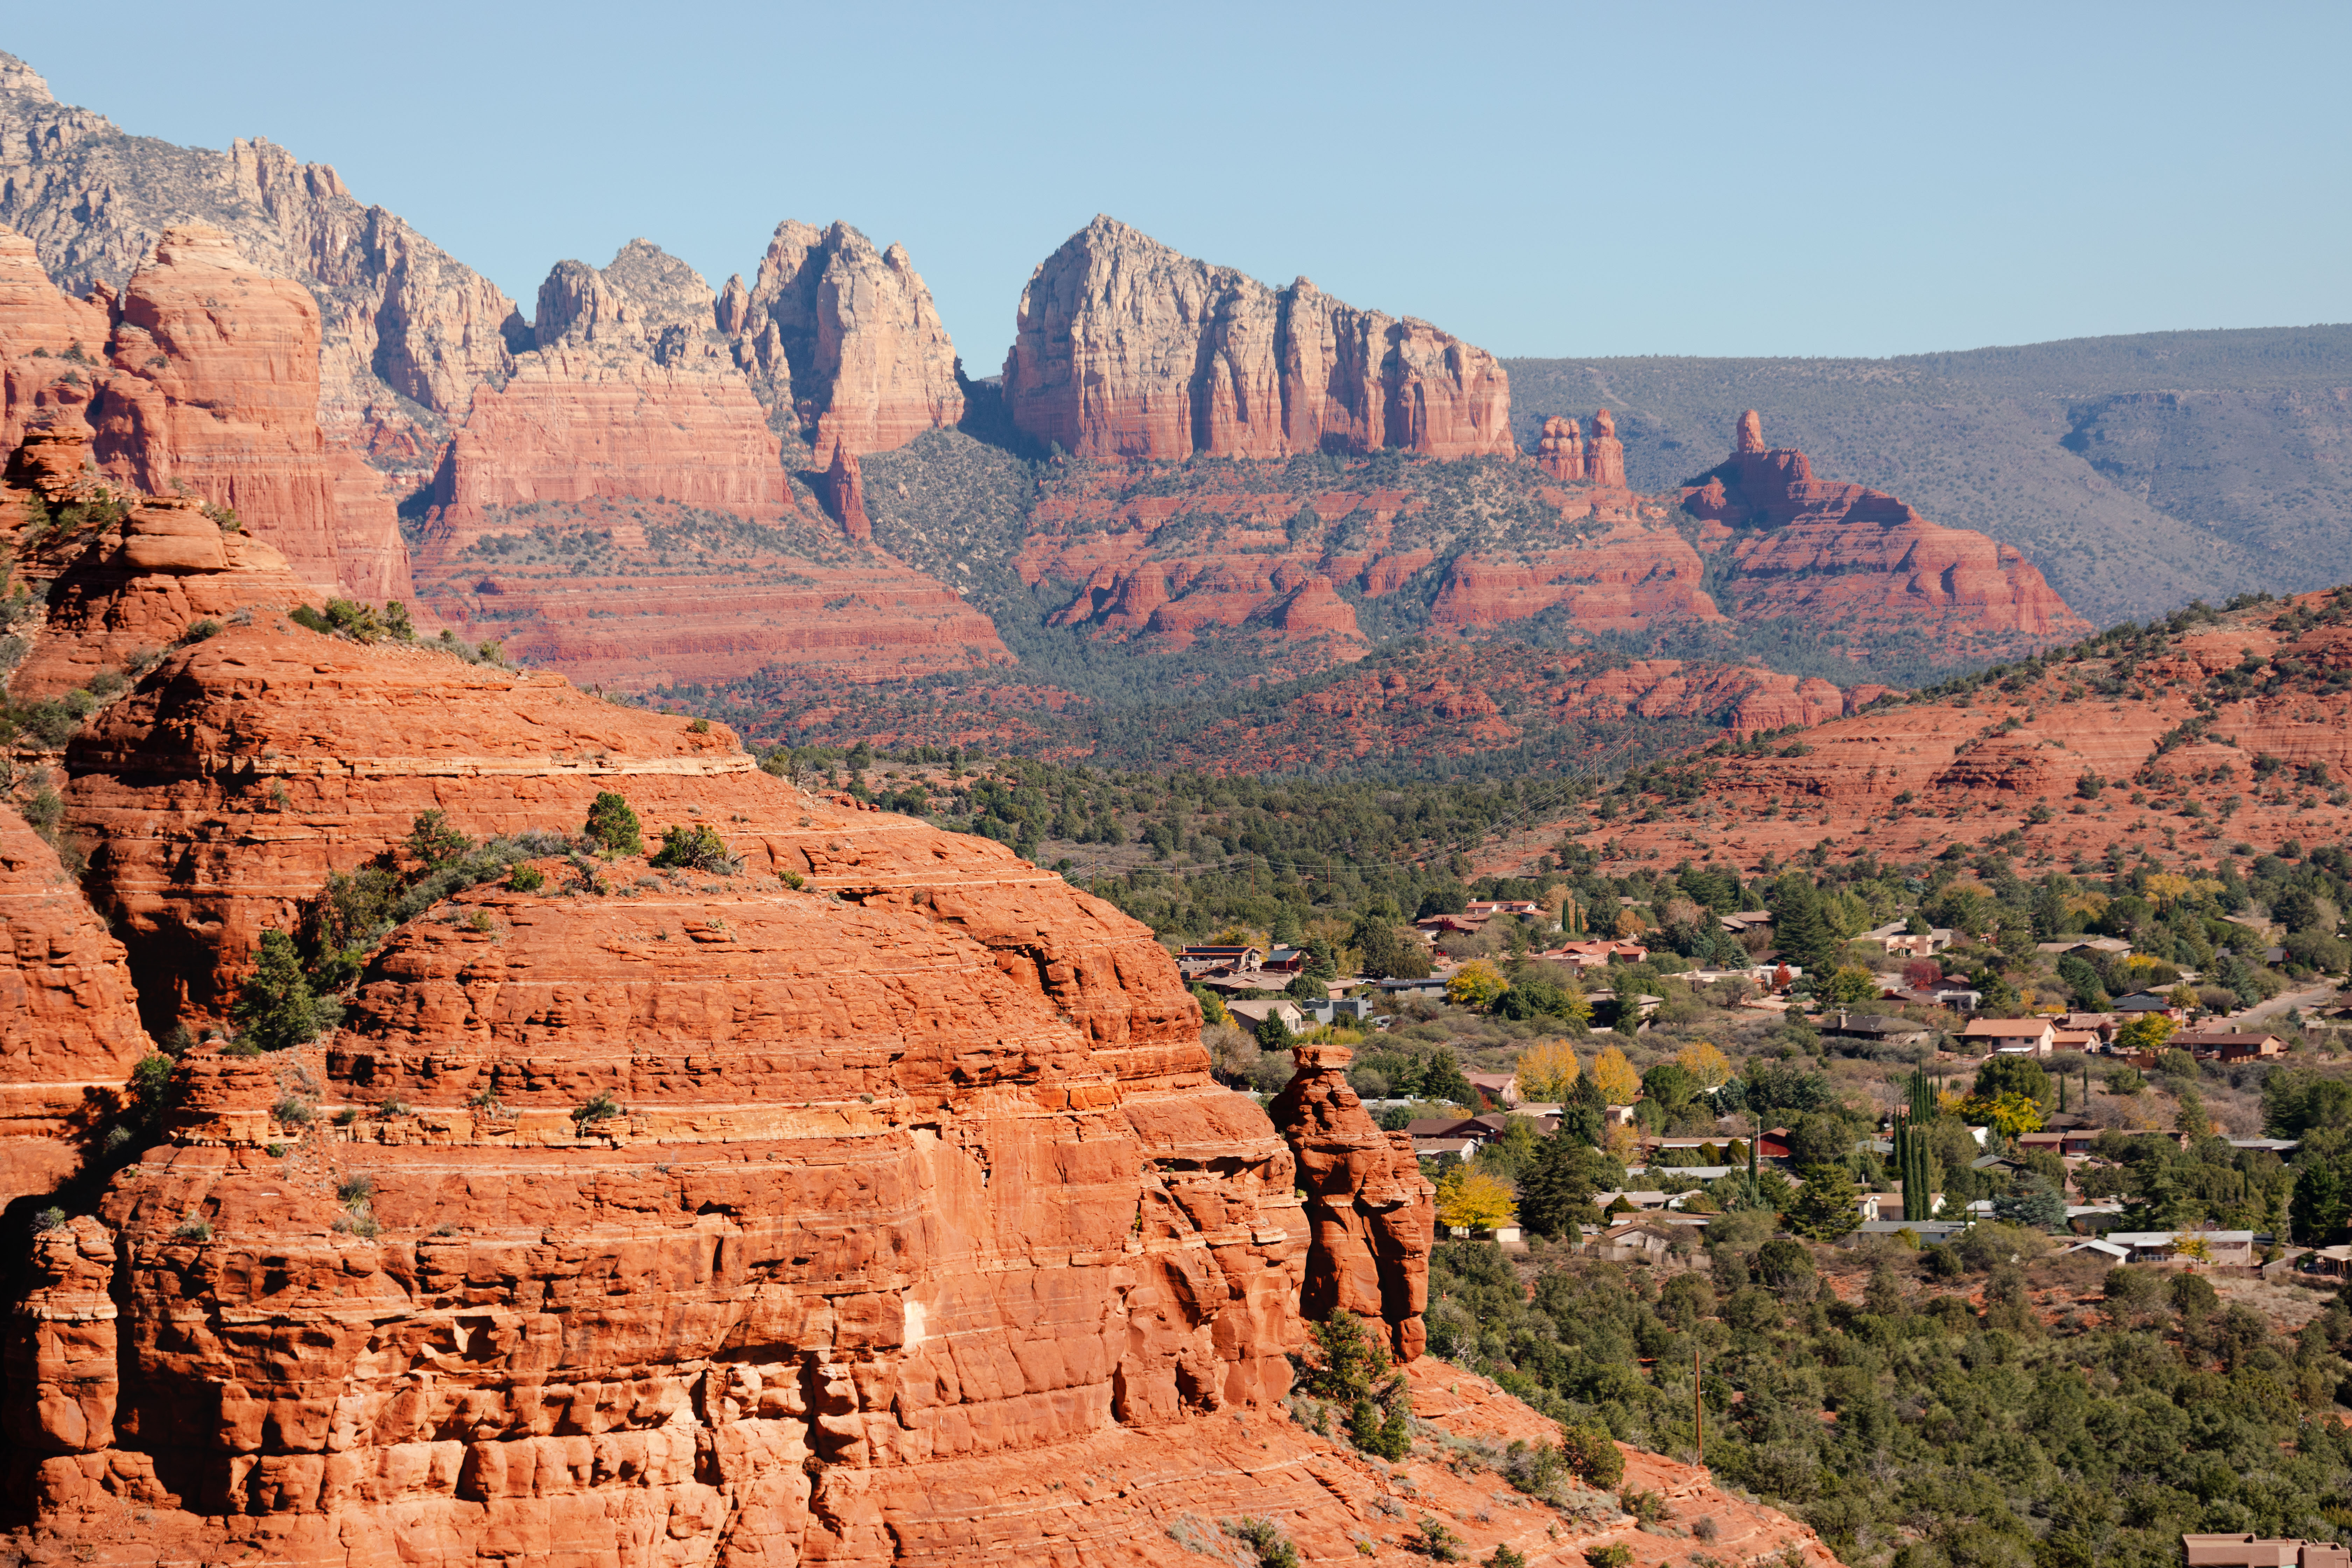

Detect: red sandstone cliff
1004,216,1515,462
1682,410,2090,648
408,241,1007,687
720,219,964,462
0,222,418,606
0,57,523,490
0,810,153,1206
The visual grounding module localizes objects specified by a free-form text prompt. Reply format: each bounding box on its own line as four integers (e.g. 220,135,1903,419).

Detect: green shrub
1221,1518,1300,1568
272,1095,314,1127
337,1173,373,1204
650,822,734,872
508,864,546,892
33,1206,66,1233
1413,1518,1464,1562
178,618,222,644
1583,1547,1632,1568
1300,1310,1389,1403
404,809,471,870
1558,1423,1624,1489
173,1217,212,1242
572,1091,623,1130
585,791,643,855
231,929,341,1049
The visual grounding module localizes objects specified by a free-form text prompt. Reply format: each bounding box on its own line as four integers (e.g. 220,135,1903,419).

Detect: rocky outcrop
822,443,872,541
1535,414,1584,480
1680,410,2090,649
0,54,521,488
0,221,419,605
1268,1045,1433,1360
9,491,317,698
1004,216,1515,462
721,220,964,461
1428,517,1723,634
0,810,153,1206
1585,408,1627,488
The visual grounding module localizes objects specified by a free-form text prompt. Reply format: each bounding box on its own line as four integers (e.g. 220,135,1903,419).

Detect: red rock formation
721,220,964,462
1005,216,1514,462
1536,414,1584,481
1268,1044,1433,1359
1428,518,1722,634
0,812,153,1206
1585,408,1628,488
1,60,523,492
411,242,1003,688
1679,410,2091,648
1736,406,1766,454
1571,589,2352,875
8,493,317,698
0,221,419,605
823,442,872,541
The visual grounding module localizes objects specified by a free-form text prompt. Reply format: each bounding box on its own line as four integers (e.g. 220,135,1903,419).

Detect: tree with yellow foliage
1676,1040,1732,1090
1592,1045,1641,1105
1434,1166,1518,1231
1612,908,1647,940
1444,958,1508,1010
1516,1040,1581,1102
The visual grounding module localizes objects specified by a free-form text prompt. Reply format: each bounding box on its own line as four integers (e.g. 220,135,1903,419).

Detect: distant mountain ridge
1508,325,2352,625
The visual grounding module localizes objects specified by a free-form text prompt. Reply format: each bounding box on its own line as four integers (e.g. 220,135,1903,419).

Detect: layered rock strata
1267,1045,1433,1359
1003,216,1515,462
1682,410,2089,644
0,54,522,488
0,812,154,1206
1535,414,1583,480
0,221,417,604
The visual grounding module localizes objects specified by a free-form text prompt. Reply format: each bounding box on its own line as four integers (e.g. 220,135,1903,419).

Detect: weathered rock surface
408,242,1002,687
0,812,153,1206
1584,408,1627,488
1004,216,1515,462
0,55,521,490
1535,414,1583,481
1681,410,2090,649
1268,1045,1432,1360
721,220,964,462
0,220,418,605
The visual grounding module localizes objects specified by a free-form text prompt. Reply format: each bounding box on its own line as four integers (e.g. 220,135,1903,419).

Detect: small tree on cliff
232,929,343,1050
584,791,644,856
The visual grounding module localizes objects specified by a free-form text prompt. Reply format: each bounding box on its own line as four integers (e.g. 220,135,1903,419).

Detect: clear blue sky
10,1,2346,368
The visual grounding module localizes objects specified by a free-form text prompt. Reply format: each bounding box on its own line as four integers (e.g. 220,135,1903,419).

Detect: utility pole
1694,1346,1704,1466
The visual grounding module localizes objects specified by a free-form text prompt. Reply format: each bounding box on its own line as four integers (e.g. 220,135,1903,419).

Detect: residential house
1224,999,1306,1034
1412,1137,1480,1163
1964,1018,2058,1055
1178,944,1262,972
2036,936,2134,959
1464,1071,1519,1110
2049,1028,2101,1053
2017,1128,2099,1158
2063,1012,2121,1044
2183,1535,2351,1567
1881,928,1956,958
1297,996,1385,1028
1590,1219,1681,1264
2228,1137,2301,1155
1821,1012,1934,1050
2114,992,2189,1020
2176,1031,2286,1062
2102,1231,2257,1265
1466,899,1547,920
1374,976,1448,1000
1545,938,1649,968
1718,911,1772,936
1757,1127,1793,1161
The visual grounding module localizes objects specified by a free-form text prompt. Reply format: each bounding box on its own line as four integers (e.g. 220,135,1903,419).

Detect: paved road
2230,981,2343,1029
